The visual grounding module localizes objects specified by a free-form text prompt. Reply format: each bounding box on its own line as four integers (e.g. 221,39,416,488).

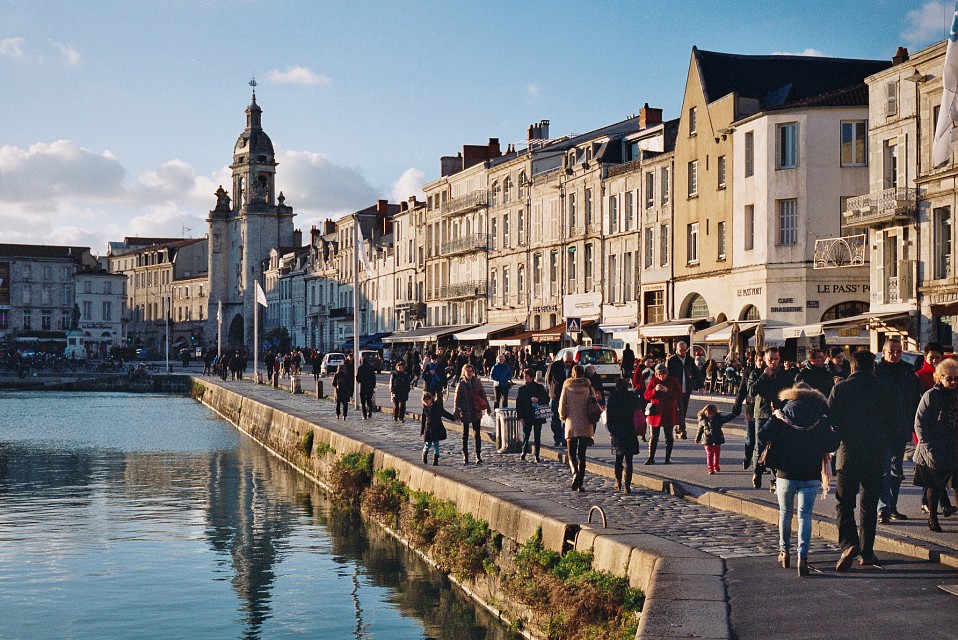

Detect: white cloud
265,66,331,86
0,140,126,203
527,82,543,97
276,149,382,215
903,1,950,45
390,167,425,202
52,41,80,66
771,48,826,57
0,37,25,59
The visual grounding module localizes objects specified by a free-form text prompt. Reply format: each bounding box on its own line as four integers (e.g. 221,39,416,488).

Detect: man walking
490,354,514,409
546,351,576,446
874,338,922,524
749,346,795,489
828,350,897,570
795,348,834,398
621,343,636,382
356,354,377,419
666,341,702,439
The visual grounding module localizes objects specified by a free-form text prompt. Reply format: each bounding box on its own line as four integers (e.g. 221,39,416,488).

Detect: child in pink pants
695,404,738,474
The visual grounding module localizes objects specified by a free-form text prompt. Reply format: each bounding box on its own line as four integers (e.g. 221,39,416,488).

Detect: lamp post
903,67,927,345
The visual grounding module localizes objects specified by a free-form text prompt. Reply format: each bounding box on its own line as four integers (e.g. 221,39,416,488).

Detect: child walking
695,404,738,474
420,392,453,465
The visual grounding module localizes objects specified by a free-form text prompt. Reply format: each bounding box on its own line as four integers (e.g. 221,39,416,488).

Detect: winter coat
913,384,958,473
389,370,412,402
758,387,840,481
490,362,513,389
643,375,682,429
733,365,758,421
515,381,549,426
917,360,936,393
453,375,489,423
546,360,574,399
356,362,377,391
795,361,834,398
558,377,597,440
666,353,703,394
332,366,354,402
827,371,898,467
696,412,736,447
750,366,796,420
420,400,453,442
875,358,922,444
606,388,640,456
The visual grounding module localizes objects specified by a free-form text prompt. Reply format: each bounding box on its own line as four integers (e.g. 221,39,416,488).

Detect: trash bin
495,408,521,453
291,374,303,394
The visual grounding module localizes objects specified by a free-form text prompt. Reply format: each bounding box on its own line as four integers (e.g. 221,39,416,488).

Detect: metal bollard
315,380,323,398
272,371,279,388
291,374,303,394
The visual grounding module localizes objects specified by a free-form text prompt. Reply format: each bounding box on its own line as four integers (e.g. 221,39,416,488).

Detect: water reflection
0,393,514,640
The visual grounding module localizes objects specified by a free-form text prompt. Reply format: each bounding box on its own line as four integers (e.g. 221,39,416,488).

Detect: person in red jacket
644,363,682,465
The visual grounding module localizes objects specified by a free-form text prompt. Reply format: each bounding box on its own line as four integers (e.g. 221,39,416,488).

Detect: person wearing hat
643,363,682,464
758,384,840,577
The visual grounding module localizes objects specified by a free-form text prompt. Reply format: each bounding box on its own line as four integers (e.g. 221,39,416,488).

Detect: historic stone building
207,90,296,349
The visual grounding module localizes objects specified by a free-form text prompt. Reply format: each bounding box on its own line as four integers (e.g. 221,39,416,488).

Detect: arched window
820,300,867,322
682,293,709,319
739,305,761,321
517,172,528,198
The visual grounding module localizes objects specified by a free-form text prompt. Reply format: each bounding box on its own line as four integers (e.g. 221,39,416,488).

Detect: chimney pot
893,46,910,65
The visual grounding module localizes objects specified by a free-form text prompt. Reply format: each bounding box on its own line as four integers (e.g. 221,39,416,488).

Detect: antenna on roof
181,225,191,238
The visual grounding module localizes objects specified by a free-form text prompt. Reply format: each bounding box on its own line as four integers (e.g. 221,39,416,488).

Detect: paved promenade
196,372,958,640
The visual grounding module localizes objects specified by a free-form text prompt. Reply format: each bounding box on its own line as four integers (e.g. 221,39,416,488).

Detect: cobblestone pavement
214,377,838,560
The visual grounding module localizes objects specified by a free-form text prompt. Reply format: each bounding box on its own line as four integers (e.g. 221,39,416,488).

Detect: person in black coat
389,361,412,423
515,368,549,462
794,349,834,398
606,378,641,493
356,357,377,419
750,347,797,489
420,392,453,466
828,349,898,571
665,341,703,439
546,352,576,446
913,358,958,532
332,359,354,420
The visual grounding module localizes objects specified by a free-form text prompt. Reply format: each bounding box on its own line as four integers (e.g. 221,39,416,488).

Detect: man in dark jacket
621,343,636,381
356,355,377,419
666,341,703,439
515,368,549,462
749,346,796,488
733,351,765,470
828,349,898,570
874,337,922,524
546,351,576,446
795,348,834,397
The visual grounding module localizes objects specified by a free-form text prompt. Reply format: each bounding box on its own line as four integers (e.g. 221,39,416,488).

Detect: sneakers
859,554,879,567
520,452,527,461
835,545,860,572
944,505,958,517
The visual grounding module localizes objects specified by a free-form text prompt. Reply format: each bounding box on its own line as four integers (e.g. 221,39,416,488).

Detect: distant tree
265,327,291,353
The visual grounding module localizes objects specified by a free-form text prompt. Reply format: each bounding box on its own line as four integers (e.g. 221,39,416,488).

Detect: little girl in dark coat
695,404,738,474
420,392,453,465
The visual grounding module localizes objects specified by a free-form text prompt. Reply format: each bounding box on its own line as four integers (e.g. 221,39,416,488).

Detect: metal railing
441,233,491,255
442,190,488,215
439,280,488,299
887,276,900,303
813,234,867,269
842,187,919,228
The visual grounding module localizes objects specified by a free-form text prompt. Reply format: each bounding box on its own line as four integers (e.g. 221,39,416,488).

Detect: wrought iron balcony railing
813,234,867,269
441,233,491,256
439,280,488,300
842,187,919,228
442,190,488,215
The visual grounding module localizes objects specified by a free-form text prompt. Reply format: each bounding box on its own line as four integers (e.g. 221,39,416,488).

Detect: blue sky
0,0,951,253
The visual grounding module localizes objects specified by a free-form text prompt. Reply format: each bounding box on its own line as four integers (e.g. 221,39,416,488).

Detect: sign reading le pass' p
566,317,581,334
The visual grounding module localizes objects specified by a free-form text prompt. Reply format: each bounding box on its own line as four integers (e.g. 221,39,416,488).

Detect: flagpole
217,300,222,359
353,218,361,410
254,293,259,384
165,295,170,373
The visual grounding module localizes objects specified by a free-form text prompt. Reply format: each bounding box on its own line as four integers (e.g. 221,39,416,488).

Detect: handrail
587,505,607,528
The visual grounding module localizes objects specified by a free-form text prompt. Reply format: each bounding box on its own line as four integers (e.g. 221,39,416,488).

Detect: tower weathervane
249,76,257,99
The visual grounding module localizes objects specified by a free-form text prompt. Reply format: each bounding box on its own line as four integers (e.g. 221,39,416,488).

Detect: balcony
439,280,488,300
842,187,919,229
885,260,917,303
813,234,867,269
329,306,353,319
442,190,488,215
441,233,491,256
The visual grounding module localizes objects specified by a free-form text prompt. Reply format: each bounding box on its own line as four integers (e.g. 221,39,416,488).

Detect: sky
0,0,953,254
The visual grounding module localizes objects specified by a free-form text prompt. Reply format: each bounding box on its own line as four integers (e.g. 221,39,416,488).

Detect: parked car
320,352,346,376
555,345,622,388
360,350,383,373
136,348,157,361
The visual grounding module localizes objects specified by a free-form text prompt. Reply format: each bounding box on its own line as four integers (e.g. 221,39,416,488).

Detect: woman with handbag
453,363,490,464
606,378,641,493
913,358,958,532
757,385,840,576
559,365,599,492
515,367,549,462
643,363,682,465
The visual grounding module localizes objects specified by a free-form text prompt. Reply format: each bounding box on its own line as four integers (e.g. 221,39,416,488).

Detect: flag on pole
933,3,958,168
356,222,371,272
216,301,221,323
255,281,269,307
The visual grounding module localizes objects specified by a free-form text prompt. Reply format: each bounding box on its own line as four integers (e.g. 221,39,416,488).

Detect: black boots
664,442,673,464
433,454,439,466
422,450,428,464
624,469,633,494
645,441,657,465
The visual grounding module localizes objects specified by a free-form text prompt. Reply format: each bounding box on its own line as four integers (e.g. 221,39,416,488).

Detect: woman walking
758,386,839,576
420,391,452,466
559,365,599,492
643,363,682,465
515,367,549,462
389,361,412,423
913,358,958,532
453,364,490,464
332,360,354,420
606,378,641,493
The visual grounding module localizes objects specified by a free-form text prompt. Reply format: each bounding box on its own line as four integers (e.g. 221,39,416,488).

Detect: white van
555,346,621,388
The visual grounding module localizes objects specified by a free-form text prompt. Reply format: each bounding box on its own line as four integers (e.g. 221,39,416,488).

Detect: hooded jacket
758,387,840,481
558,377,597,440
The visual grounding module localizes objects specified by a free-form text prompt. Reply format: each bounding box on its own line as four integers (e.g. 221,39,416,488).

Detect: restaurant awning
453,322,522,341
748,327,787,347
781,311,911,339
693,321,761,344
639,318,709,339
598,323,636,333
382,324,477,344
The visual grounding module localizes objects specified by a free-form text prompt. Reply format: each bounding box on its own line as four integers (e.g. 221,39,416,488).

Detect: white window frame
687,222,699,264
776,123,799,170
688,161,698,197
777,199,798,246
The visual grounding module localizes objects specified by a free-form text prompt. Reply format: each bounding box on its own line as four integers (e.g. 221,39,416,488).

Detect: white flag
216,300,221,323
255,281,269,307
356,222,372,272
933,4,958,168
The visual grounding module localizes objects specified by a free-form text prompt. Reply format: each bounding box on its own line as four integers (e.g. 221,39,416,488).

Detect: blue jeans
776,478,820,558
878,443,905,515
423,441,440,456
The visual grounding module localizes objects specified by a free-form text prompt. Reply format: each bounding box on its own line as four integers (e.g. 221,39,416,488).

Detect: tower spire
249,76,257,101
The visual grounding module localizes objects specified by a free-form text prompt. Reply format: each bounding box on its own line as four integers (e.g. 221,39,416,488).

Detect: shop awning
453,323,522,341
781,311,911,339
598,323,636,333
639,318,709,339
693,321,760,344
382,324,477,344
748,327,787,347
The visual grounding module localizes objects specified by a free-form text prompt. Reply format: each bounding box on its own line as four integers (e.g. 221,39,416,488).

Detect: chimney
639,103,663,129
323,219,335,235
893,47,909,65
488,138,501,157
293,229,302,248
441,154,461,177
310,225,321,246
377,199,389,215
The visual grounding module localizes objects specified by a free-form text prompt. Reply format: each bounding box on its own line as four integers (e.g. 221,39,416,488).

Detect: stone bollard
272,371,279,388
291,374,303,394
315,380,324,398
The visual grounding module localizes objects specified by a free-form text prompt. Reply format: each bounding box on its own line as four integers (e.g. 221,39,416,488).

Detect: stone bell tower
207,81,295,349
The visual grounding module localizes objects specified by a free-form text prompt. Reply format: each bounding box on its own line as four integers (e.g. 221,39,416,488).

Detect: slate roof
694,47,891,108
0,244,92,259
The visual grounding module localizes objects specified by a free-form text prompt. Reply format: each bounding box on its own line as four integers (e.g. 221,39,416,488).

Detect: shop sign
838,328,860,338
807,300,819,309
771,297,803,313
562,293,601,319
736,286,762,297
533,304,559,313
816,283,869,293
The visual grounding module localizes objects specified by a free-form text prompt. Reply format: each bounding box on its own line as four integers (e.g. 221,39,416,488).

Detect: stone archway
227,313,245,347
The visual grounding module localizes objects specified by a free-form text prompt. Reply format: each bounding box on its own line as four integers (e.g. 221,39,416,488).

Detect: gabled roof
693,47,891,108
765,83,869,111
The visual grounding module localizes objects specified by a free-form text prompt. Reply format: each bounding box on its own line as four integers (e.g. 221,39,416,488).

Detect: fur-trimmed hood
563,377,594,391
775,385,828,430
